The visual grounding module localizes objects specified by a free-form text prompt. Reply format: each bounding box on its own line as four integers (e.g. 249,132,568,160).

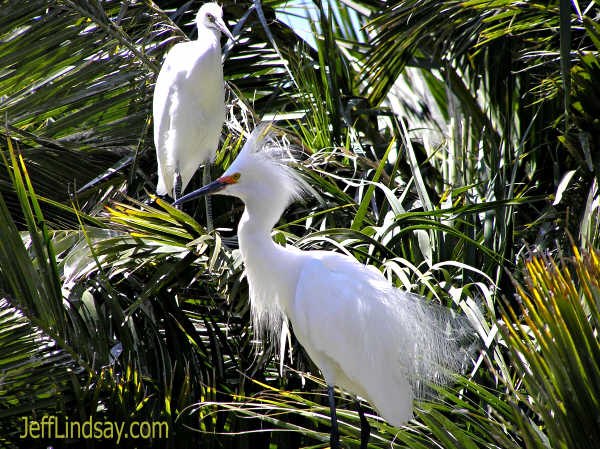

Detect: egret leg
355,399,371,449
173,170,182,209
327,385,341,449
203,164,214,231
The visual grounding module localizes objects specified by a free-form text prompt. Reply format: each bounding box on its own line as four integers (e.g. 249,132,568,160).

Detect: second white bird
153,3,234,200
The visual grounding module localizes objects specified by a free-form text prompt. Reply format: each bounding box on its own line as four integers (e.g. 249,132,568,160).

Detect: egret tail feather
400,292,480,398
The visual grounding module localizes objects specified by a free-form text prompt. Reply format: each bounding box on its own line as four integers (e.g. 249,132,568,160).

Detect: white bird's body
153,3,233,198
175,125,477,446
240,224,469,425
242,239,417,425
154,39,224,196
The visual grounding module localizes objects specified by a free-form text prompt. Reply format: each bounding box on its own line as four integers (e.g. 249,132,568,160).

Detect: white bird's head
174,124,310,220
196,2,234,42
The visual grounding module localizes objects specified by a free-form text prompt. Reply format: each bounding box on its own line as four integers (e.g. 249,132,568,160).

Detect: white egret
175,125,478,449
153,2,234,221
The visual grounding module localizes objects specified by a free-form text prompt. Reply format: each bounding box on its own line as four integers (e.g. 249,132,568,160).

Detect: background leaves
0,0,599,448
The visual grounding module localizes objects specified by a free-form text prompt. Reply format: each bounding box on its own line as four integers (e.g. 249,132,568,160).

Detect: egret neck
237,198,302,335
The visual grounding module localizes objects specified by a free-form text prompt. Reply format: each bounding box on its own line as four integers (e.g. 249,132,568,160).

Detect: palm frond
502,247,600,448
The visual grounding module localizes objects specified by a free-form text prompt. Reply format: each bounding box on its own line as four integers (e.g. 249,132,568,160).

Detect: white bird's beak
173,175,236,206
216,18,235,42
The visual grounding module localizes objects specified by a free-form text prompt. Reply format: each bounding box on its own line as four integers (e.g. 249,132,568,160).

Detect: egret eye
231,173,241,181
207,14,215,22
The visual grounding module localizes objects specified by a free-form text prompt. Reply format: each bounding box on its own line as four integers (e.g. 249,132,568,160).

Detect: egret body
153,2,233,205
175,125,477,448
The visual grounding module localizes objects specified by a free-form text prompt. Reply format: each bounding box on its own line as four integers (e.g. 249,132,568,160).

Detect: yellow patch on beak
220,173,240,184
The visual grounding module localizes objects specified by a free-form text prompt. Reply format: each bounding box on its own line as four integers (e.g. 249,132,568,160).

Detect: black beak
173,179,228,206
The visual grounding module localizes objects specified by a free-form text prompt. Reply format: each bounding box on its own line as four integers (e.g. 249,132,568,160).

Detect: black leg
328,385,341,449
355,399,370,449
173,170,182,209
203,165,214,231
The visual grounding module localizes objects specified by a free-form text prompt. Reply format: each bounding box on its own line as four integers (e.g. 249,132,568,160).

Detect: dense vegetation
0,0,599,448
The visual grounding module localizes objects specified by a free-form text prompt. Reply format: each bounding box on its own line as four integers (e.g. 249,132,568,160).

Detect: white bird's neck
238,195,287,242
198,26,222,47
237,198,301,334
237,200,281,261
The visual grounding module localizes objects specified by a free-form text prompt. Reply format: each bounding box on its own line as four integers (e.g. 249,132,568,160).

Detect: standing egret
153,2,234,223
175,125,478,449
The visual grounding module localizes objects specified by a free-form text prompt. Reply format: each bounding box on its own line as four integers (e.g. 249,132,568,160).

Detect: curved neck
198,25,221,45
236,197,288,279
238,208,274,260
236,197,299,325
238,196,285,241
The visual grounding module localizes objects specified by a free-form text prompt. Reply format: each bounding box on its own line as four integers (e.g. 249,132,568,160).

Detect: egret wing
153,52,177,195
293,252,476,426
293,254,415,425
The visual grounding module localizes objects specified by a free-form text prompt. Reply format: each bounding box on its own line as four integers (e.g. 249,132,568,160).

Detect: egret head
174,124,310,216
197,3,234,41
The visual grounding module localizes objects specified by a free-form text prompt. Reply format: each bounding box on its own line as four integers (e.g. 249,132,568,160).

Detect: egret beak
173,178,228,206
216,18,235,42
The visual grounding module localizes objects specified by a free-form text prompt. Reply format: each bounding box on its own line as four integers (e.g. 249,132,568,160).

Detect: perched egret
153,2,234,219
175,125,478,449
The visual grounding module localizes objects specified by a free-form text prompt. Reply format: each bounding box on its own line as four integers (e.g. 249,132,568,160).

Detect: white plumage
153,2,233,199
175,125,477,448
